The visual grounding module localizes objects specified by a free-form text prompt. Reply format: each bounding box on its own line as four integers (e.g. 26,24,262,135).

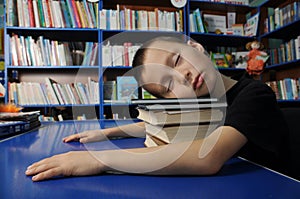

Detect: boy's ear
187,40,205,53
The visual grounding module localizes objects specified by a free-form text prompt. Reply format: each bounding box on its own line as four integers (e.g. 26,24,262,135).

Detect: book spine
37,0,46,27
71,0,81,28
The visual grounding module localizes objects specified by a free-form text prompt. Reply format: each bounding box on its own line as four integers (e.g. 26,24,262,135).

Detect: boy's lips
193,73,205,89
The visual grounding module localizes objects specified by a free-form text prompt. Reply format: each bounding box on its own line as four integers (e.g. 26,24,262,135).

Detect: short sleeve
224,81,285,153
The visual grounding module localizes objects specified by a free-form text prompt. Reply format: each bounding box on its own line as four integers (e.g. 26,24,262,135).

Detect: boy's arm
99,126,247,175
26,126,247,181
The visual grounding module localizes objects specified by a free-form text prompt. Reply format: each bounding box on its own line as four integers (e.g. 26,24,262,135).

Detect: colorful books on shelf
266,77,300,101
267,35,300,66
189,8,206,33
8,0,98,28
102,42,141,67
263,1,300,33
99,5,183,32
8,77,99,105
133,98,226,147
9,34,97,67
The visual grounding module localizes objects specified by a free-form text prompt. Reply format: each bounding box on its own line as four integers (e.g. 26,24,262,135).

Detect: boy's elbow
189,157,223,176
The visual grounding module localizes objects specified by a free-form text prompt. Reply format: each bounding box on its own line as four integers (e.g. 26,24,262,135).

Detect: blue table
1,121,300,199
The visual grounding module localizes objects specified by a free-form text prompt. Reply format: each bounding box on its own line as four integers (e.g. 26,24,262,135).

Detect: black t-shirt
224,74,289,173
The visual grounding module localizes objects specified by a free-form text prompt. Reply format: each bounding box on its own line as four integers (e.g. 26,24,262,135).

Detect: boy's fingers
63,133,83,142
31,167,63,181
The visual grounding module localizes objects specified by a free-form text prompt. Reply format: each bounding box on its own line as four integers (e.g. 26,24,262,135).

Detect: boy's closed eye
174,53,181,67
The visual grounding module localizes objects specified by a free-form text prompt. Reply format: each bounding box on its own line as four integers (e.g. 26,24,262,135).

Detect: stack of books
0,111,41,138
132,98,226,147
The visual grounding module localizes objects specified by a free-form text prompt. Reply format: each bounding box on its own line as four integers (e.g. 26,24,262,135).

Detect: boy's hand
25,151,105,181
63,129,109,143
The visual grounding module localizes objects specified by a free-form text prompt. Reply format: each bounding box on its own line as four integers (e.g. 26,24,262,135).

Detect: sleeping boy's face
139,40,217,98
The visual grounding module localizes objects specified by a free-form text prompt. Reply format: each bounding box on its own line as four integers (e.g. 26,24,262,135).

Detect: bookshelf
187,0,259,77
3,0,299,123
259,0,300,104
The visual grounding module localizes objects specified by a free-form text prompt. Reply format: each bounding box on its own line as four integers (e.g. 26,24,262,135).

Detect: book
211,53,229,68
132,98,218,105
137,107,224,125
116,76,138,102
137,101,227,111
0,121,31,137
145,122,218,144
144,134,167,147
103,80,117,100
44,77,60,104
193,8,205,33
244,13,259,36
203,14,226,33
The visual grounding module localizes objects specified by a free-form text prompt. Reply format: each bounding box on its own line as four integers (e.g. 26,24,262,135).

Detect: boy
26,37,289,181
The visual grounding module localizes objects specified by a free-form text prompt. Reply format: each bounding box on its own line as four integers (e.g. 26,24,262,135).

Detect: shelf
21,104,100,108
6,27,99,42
189,1,255,14
6,66,99,69
102,30,186,44
265,59,300,70
102,0,177,9
189,32,255,47
260,19,300,40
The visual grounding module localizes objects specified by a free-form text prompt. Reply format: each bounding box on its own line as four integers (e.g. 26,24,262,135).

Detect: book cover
137,107,224,125
103,80,117,100
244,13,259,36
132,98,218,105
137,101,227,111
203,13,226,33
116,76,138,102
211,53,229,68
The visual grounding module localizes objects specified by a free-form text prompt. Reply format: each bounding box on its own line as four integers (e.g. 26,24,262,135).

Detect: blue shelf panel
265,60,300,70
6,66,99,69
20,104,100,108
189,0,255,13
6,26,99,32
189,32,255,48
259,19,300,41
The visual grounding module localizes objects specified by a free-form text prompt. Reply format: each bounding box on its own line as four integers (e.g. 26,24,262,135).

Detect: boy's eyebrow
144,83,166,98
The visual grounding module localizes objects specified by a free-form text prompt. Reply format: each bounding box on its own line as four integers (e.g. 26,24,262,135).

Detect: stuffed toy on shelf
245,40,269,76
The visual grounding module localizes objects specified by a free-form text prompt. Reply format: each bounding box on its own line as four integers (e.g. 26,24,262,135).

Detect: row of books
103,76,138,103
8,77,99,105
0,111,41,138
9,34,98,66
99,5,183,32
102,42,141,67
266,77,300,100
263,1,300,33
131,98,226,147
7,0,98,28
267,35,300,65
